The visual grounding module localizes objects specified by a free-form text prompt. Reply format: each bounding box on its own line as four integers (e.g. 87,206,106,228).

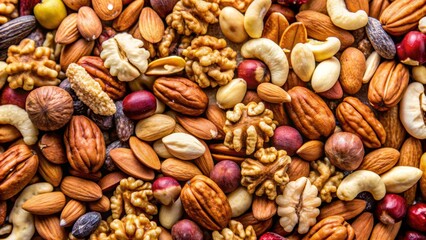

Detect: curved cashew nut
337,170,386,201
241,38,289,87
381,166,423,193
0,183,53,240
326,0,368,30
0,104,39,145
244,0,272,38
305,37,341,62
311,57,341,93
400,82,426,139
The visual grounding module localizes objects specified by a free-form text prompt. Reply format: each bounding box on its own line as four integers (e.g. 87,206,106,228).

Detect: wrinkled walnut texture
212,220,256,240
0,0,18,24
309,158,344,203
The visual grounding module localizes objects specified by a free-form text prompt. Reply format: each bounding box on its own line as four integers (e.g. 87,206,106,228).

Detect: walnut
276,177,322,234
212,220,256,240
0,0,18,25
110,177,158,220
5,39,60,90
166,0,220,36
224,102,277,155
309,158,344,203
182,35,237,88
42,31,63,61
157,27,194,58
241,147,291,200
90,214,161,240
219,0,254,12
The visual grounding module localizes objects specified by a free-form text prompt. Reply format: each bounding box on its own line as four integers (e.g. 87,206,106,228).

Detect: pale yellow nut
305,37,341,62
412,65,426,84
145,56,185,76
327,0,368,30
362,51,381,84
419,16,426,33
380,166,423,193
219,7,248,43
291,43,315,82
162,133,206,160
311,57,340,93
216,78,247,109
244,0,272,38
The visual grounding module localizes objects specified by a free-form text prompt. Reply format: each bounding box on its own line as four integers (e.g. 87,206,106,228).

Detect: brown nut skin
171,219,203,240
273,126,303,156
209,160,241,194
325,132,364,171
302,216,355,240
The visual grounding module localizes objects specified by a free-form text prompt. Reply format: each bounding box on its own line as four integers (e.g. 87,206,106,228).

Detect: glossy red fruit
396,31,426,66
375,194,407,225
407,203,426,232
152,176,181,206
0,85,30,109
237,60,270,89
260,232,288,240
122,90,156,120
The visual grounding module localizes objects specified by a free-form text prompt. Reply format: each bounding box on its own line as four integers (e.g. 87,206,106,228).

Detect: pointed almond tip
59,219,67,227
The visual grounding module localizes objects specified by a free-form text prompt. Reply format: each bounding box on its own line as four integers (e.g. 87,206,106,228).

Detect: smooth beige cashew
381,166,423,193
413,65,426,84
220,7,249,43
216,78,247,109
227,187,253,218
362,51,381,84
0,104,39,145
0,183,53,240
400,82,426,139
337,170,386,201
419,16,426,33
326,0,368,30
305,37,341,62
241,38,289,87
311,57,341,93
244,0,272,38
291,43,315,82
159,198,183,229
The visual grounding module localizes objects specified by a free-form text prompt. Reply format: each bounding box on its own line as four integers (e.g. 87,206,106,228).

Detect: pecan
336,97,386,148
77,56,126,100
302,216,355,240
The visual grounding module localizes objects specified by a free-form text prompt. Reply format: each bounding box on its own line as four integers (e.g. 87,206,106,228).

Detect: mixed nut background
0,0,425,239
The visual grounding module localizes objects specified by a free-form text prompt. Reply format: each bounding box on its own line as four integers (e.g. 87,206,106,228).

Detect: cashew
291,43,315,82
326,0,368,30
0,183,53,240
0,104,39,145
244,0,272,38
380,166,423,193
159,198,183,229
216,78,247,109
419,16,426,33
336,170,386,201
413,65,426,84
362,51,381,84
241,38,289,87
220,7,249,43
304,37,341,62
400,82,426,139
311,57,341,93
227,187,253,218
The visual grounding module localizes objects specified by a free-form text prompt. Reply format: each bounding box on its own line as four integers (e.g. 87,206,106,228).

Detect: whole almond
97,171,127,192
296,140,324,161
60,38,94,71
318,199,366,221
358,147,400,174
351,212,374,240
161,158,203,181
38,154,63,187
35,215,66,240
398,137,422,204
257,83,291,104
63,0,91,11
60,176,102,202
112,0,144,31
88,195,110,212
345,0,369,14
287,157,310,181
135,114,176,141
55,13,80,45
129,136,161,171
38,133,68,164
194,139,215,176
23,192,66,215
252,196,277,221
176,115,218,140
162,133,206,160
205,105,227,139
339,47,366,95
139,7,164,43
370,221,401,240
109,148,155,180
378,105,406,149
60,200,87,227
92,0,122,21
77,7,102,41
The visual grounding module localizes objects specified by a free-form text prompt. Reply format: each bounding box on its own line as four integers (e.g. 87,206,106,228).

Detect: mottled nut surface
72,212,101,238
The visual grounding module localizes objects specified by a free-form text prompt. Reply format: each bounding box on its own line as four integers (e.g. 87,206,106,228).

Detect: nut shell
25,86,74,131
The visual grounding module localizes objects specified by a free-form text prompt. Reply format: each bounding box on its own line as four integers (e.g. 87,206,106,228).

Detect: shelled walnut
157,27,193,58
0,0,18,24
212,220,256,240
276,177,321,234
309,158,344,203
224,102,277,155
166,0,220,36
110,177,158,220
241,147,291,200
182,35,237,88
89,214,161,240
5,38,61,90
219,0,253,12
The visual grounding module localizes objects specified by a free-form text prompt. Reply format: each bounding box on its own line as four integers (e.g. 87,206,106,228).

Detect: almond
345,0,369,13
318,199,366,221
378,105,406,149
88,195,110,212
112,0,144,31
162,132,206,160
262,12,289,44
358,147,400,174
370,221,401,240
55,13,80,45
398,137,422,204
92,0,122,21
60,176,102,202
161,158,203,181
22,192,66,215
60,38,94,71
296,140,324,161
129,136,161,171
252,196,277,221
287,157,310,181
279,22,308,65
139,7,164,43
194,139,215,176
38,152,63,187
352,212,374,240
110,148,155,180
98,171,127,192
135,114,176,142
0,124,21,143
257,83,291,104
35,215,66,240
205,104,226,139
176,115,218,140
77,6,102,41
60,199,86,227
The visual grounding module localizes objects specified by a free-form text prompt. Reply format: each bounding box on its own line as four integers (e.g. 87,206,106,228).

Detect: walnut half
309,158,344,203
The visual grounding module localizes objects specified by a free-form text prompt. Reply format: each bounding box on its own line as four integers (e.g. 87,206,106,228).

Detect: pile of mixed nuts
0,0,425,239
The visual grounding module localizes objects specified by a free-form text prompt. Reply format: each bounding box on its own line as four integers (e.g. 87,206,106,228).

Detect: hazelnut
273,126,303,156
210,160,241,193
152,176,182,206
25,86,74,131
237,60,270,89
150,0,178,18
324,132,364,170
171,219,203,240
